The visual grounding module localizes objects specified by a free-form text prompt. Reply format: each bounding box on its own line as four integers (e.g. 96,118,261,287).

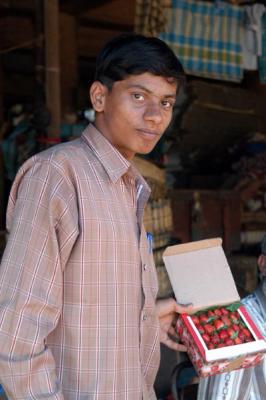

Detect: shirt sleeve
0,158,79,399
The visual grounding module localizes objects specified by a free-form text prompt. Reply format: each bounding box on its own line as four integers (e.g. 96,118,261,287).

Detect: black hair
94,33,185,90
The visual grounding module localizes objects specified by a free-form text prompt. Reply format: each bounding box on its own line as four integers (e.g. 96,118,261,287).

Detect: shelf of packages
143,198,173,235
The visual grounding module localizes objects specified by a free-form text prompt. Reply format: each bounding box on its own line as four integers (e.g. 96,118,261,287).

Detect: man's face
92,72,177,160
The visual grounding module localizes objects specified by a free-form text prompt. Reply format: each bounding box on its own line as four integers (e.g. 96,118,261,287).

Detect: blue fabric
259,13,266,83
159,0,244,82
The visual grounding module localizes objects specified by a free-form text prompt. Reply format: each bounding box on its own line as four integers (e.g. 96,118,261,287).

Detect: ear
90,81,107,112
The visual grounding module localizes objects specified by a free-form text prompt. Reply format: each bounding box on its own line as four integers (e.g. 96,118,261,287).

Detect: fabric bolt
242,4,265,70
197,292,266,400
0,124,160,400
134,0,170,36
259,12,266,83
159,0,244,82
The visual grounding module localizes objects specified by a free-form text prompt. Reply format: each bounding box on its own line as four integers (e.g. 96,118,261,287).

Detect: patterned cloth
197,291,266,400
159,0,244,82
134,0,171,36
259,12,266,83
0,124,160,399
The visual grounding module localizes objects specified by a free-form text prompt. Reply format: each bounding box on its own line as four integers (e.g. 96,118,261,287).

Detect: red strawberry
211,334,220,345
204,323,216,335
242,327,252,339
214,319,225,331
207,310,215,318
227,327,238,339
208,342,215,350
219,329,229,341
217,343,225,348
230,312,239,324
232,324,240,332
191,315,200,325
221,315,231,327
214,308,222,317
195,323,204,334
225,338,234,346
234,337,242,345
199,314,209,325
221,307,229,315
239,331,246,342
202,333,211,343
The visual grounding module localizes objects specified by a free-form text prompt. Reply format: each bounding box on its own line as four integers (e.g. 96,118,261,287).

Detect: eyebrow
126,84,177,99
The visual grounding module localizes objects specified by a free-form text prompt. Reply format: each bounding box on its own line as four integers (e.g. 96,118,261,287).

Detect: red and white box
163,238,266,377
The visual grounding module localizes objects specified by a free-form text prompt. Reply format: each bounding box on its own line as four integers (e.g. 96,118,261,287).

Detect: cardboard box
163,238,266,377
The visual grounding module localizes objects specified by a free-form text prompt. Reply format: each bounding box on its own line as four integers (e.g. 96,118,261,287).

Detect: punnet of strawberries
190,303,254,350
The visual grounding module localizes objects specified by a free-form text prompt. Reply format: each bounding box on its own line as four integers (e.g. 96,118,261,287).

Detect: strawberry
207,310,216,318
207,310,217,322
221,307,229,315
221,315,231,327
242,327,252,339
219,329,229,341
227,327,238,339
199,314,209,325
214,308,222,317
202,333,211,343
208,342,215,350
239,331,245,342
214,319,225,331
204,323,216,335
191,315,200,325
217,343,225,348
230,312,239,324
211,334,220,345
234,337,242,345
225,338,234,346
232,324,240,332
195,323,204,335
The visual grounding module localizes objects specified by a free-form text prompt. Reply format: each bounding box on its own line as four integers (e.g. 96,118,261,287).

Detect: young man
0,34,191,399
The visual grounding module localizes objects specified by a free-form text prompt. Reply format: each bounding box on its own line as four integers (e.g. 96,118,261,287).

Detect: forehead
113,72,178,96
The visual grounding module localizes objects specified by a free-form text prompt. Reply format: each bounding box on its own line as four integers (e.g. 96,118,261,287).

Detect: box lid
163,238,240,312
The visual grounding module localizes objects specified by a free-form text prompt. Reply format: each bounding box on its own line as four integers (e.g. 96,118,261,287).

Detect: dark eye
161,100,174,110
132,93,145,101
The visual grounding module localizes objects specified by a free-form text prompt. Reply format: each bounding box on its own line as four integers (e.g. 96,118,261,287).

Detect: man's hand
156,298,193,352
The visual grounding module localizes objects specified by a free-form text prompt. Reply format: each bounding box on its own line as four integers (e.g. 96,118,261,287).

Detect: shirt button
143,313,148,321
143,264,148,271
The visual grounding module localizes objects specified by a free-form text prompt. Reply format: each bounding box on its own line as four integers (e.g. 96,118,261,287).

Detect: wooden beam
60,13,78,116
44,0,61,140
78,16,132,32
60,0,110,14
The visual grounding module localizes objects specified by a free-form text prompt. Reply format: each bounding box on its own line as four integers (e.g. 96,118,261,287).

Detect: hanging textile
259,12,266,83
134,0,171,36
159,0,244,82
242,3,265,70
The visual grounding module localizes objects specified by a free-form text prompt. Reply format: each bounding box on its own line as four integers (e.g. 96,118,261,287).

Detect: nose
143,102,163,124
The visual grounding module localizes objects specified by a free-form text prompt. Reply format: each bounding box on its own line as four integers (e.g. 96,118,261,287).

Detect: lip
136,128,161,138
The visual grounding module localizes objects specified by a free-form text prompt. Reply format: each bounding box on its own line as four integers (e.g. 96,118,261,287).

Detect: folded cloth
242,4,265,70
259,13,266,83
134,0,170,36
159,0,244,82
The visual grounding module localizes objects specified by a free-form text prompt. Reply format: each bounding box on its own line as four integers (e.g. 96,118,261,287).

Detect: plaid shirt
0,124,160,400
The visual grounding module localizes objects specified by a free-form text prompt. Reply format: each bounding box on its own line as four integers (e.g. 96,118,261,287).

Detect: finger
161,337,187,352
168,326,178,337
175,303,194,315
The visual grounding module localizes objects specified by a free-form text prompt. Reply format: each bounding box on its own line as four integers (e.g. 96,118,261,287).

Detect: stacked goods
163,238,266,376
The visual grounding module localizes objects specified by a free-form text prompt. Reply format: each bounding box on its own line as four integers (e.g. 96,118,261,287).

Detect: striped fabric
259,13,266,83
0,124,160,399
159,0,244,82
197,292,266,400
